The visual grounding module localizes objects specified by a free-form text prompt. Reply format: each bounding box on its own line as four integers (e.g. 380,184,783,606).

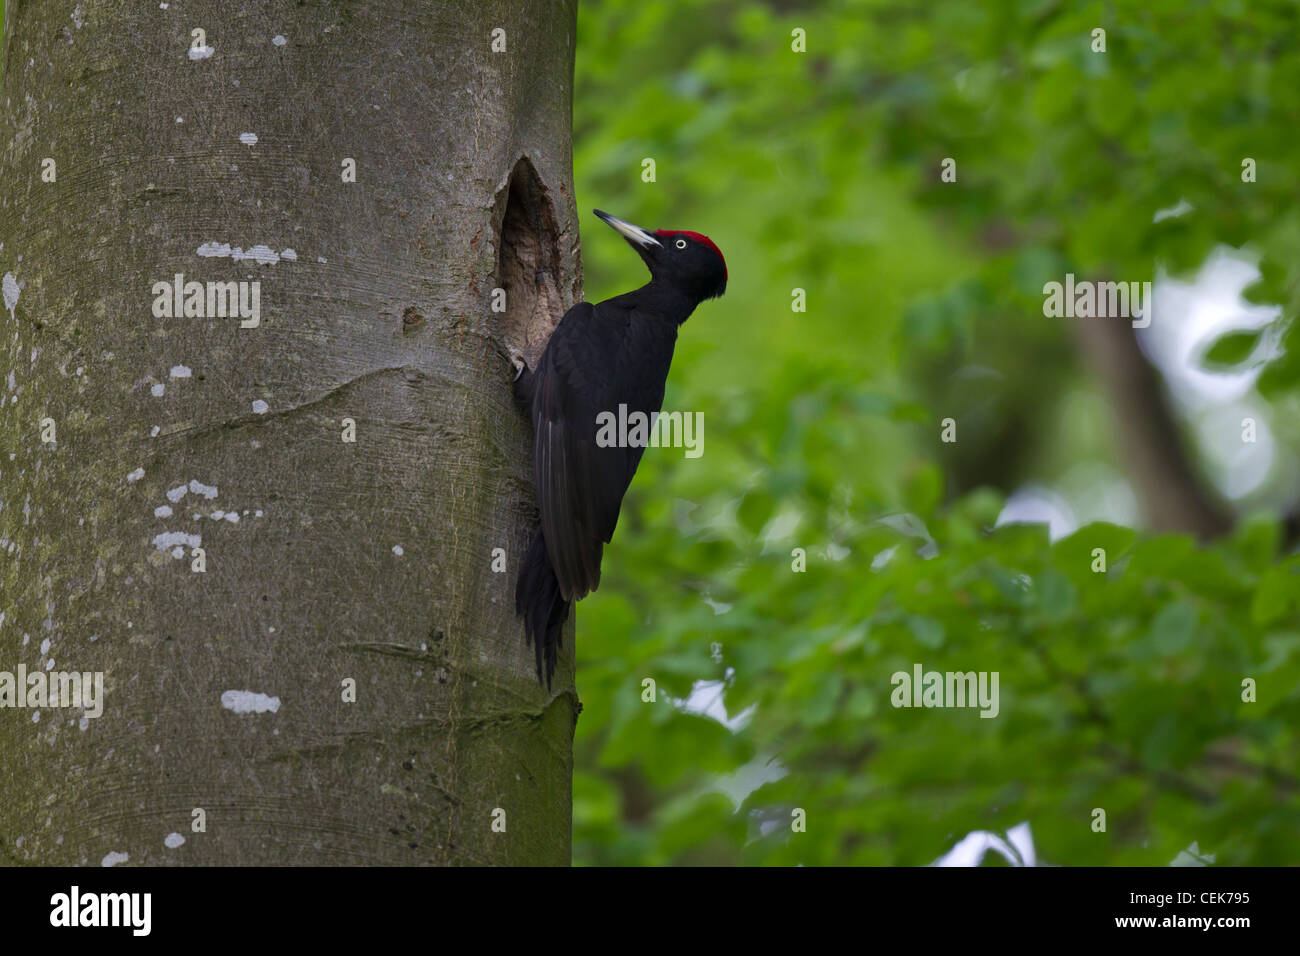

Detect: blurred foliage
570,0,1300,865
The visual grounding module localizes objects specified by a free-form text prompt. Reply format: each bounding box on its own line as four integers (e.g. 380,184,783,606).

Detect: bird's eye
675,239,687,250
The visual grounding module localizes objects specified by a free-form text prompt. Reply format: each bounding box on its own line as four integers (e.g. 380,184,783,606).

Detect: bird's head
594,209,727,304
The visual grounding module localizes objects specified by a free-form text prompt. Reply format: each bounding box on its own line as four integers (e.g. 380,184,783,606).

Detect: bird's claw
494,339,528,381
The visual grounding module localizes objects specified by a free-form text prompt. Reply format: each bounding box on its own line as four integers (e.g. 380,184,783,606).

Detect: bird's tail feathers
516,532,569,688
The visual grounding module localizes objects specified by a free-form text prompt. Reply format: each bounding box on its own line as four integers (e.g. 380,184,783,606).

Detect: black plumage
513,209,728,687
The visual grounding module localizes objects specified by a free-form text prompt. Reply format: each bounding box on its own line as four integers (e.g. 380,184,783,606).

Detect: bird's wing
531,300,670,601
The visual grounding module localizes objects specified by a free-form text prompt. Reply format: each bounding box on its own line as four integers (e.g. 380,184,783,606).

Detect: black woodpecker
512,209,728,687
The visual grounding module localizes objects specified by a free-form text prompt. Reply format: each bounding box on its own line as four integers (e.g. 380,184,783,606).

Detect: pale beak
594,209,661,248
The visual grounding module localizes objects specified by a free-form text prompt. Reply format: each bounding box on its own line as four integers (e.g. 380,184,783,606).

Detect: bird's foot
509,349,527,381
493,340,528,381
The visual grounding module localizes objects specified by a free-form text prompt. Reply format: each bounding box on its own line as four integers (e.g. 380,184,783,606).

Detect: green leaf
906,614,946,649
1200,329,1263,369
1035,569,1077,623
1150,601,1197,655
1251,565,1297,627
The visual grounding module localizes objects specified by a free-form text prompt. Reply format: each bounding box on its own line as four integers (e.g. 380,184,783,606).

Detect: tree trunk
1073,318,1233,541
0,0,580,866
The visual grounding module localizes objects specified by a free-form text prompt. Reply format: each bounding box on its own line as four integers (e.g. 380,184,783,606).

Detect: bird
511,208,727,688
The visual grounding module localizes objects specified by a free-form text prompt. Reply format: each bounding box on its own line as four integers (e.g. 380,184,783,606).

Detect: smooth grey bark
0,0,581,865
